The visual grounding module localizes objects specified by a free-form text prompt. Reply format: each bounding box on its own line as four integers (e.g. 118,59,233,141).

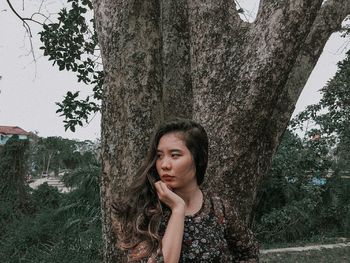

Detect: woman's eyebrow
156,149,182,153
170,149,182,153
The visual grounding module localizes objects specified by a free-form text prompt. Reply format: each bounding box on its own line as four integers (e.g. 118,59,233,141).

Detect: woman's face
156,132,197,190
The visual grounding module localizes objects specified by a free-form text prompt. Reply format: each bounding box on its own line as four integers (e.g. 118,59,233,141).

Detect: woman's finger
154,181,163,195
155,181,173,203
155,181,168,198
155,181,165,192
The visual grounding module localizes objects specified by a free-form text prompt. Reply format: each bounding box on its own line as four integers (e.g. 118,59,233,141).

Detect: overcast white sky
0,0,101,141
0,0,349,141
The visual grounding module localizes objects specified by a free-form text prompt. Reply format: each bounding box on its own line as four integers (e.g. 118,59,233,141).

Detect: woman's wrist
171,203,185,215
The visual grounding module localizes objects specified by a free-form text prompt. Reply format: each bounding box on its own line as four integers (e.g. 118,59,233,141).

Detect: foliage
0,134,102,262
0,164,102,263
318,167,350,234
38,0,103,131
253,130,330,242
0,136,29,191
254,130,350,243
290,47,350,237
0,136,32,232
291,48,350,138
31,182,62,209
29,136,99,177
254,49,350,244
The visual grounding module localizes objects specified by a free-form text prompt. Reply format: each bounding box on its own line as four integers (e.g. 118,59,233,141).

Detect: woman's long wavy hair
112,118,208,260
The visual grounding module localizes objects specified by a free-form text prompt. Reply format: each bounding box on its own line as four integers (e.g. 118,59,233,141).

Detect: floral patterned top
128,191,259,262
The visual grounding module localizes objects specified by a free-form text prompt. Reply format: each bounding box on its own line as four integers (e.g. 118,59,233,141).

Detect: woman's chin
163,182,175,191
162,181,179,191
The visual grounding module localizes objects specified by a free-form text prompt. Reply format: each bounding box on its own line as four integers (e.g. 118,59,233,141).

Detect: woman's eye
172,154,180,158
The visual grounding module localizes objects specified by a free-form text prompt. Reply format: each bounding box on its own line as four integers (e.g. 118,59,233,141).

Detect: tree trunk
92,0,350,261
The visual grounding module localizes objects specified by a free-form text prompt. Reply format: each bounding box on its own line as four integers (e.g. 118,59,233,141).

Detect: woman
113,119,259,262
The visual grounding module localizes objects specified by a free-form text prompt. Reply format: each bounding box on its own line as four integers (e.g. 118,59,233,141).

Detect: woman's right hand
155,181,185,263
154,181,185,212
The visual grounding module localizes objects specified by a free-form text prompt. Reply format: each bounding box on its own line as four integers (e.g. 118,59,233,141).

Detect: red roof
0,126,29,136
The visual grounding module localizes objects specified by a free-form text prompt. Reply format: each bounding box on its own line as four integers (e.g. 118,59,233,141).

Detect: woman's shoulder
203,190,241,221
203,189,230,208
202,190,230,221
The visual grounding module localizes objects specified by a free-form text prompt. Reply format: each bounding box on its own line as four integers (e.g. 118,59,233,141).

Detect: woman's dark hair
113,118,208,260
152,118,208,185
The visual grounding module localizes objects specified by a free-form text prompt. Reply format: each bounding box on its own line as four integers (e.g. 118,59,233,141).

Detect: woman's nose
161,157,171,169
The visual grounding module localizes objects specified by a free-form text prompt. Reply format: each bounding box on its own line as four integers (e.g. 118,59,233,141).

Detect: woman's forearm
161,207,185,263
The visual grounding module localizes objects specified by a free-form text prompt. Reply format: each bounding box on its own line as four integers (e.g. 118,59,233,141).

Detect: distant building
0,126,29,145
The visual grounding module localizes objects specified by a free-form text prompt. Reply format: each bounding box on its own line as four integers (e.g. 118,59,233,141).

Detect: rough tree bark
92,0,350,261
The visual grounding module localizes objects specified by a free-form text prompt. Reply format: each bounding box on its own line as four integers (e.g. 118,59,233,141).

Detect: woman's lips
161,175,174,181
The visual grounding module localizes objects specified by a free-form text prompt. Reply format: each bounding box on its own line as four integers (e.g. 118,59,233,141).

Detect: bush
31,183,62,209
0,165,102,263
253,129,350,244
254,186,322,243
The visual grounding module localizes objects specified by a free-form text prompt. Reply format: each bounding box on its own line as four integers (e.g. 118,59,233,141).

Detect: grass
260,245,350,262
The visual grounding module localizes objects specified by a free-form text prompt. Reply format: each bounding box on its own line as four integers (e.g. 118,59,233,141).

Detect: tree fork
191,0,323,221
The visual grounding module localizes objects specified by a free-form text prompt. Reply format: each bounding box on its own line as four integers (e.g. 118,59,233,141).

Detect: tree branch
253,0,323,60
30,11,52,24
6,0,47,65
226,1,326,158
270,0,350,142
199,0,348,220
6,0,44,29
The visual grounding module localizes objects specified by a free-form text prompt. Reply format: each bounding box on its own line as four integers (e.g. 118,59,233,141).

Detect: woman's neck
174,186,203,215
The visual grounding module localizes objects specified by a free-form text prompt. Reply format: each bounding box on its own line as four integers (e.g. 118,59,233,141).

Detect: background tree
253,44,350,243
90,1,350,261
252,129,332,243
290,46,350,237
30,136,99,176
0,136,31,234
254,129,331,218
